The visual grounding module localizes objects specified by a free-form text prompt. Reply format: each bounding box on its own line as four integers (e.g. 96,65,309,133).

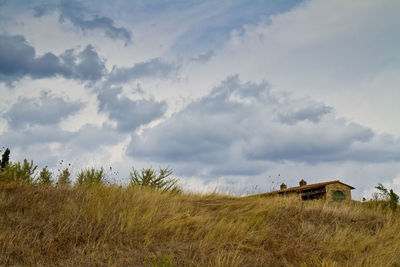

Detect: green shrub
0,159,37,183
129,167,180,193
76,167,105,186
38,166,53,185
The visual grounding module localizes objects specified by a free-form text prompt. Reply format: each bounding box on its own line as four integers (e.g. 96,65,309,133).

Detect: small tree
129,167,180,193
0,148,10,170
375,183,399,211
57,168,71,185
38,166,53,185
76,167,105,186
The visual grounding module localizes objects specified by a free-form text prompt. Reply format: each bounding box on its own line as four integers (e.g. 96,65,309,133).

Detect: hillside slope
1,182,399,266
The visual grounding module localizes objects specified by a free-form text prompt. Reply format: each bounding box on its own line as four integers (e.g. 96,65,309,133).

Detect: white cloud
188,0,400,135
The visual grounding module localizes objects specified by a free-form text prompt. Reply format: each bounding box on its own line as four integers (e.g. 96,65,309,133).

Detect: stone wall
325,183,352,201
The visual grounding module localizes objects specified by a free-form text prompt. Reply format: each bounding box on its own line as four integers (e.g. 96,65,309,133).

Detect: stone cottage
260,179,355,201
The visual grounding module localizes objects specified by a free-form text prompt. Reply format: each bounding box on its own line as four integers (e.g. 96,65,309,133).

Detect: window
332,190,346,201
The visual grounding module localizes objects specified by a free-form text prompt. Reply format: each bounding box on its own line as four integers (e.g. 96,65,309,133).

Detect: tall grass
1,182,400,266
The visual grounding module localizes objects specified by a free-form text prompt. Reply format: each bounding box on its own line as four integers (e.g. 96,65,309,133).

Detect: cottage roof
260,180,355,196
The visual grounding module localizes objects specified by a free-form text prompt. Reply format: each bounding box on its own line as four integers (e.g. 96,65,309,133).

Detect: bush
374,183,399,211
38,166,53,185
76,167,105,186
57,168,71,185
129,167,180,193
0,159,37,183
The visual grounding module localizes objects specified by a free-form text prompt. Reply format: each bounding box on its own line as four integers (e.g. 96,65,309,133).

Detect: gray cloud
34,2,131,44
191,50,215,63
98,86,167,133
0,125,74,147
32,5,48,17
0,123,123,151
244,121,374,162
106,58,178,85
68,124,124,151
277,102,332,125
94,58,175,132
4,91,83,129
127,75,400,178
0,34,106,85
60,45,106,82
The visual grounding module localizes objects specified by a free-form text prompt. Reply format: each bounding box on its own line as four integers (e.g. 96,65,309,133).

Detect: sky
1,0,399,199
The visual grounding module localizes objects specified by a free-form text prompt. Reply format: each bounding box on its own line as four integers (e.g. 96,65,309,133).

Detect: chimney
280,183,287,190
299,179,307,187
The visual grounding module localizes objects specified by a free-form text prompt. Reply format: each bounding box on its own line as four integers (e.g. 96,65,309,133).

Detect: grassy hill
1,182,399,266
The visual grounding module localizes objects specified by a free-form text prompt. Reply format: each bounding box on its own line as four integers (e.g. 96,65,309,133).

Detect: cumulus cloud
60,45,106,82
4,91,83,129
0,34,106,85
97,86,167,133
34,2,131,44
94,57,177,133
127,75,400,178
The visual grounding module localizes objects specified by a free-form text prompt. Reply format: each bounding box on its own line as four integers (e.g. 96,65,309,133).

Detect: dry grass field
1,182,400,266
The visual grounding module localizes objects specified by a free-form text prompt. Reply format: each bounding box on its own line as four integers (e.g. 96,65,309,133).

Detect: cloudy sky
1,0,399,198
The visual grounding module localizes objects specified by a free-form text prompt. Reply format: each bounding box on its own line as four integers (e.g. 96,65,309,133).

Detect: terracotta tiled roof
260,180,355,196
